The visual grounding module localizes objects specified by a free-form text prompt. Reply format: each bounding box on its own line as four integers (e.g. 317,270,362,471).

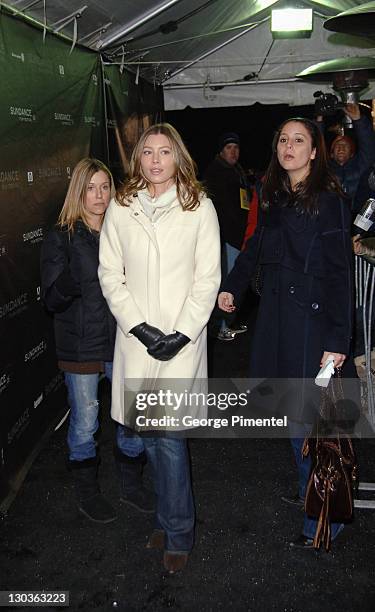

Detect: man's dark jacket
204,155,249,249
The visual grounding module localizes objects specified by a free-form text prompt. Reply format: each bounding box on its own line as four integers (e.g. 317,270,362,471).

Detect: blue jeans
142,437,195,553
219,243,240,331
65,362,144,461
288,421,312,500
289,421,344,540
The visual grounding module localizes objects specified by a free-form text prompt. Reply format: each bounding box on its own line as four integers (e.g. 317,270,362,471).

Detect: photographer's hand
344,103,360,121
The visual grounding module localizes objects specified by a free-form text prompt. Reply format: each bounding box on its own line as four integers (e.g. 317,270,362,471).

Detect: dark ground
1,310,375,611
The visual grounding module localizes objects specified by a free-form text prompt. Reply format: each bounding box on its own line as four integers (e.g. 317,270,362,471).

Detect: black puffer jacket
40,221,116,362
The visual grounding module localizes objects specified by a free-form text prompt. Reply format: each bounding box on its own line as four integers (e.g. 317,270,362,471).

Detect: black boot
69,457,117,523
114,448,155,514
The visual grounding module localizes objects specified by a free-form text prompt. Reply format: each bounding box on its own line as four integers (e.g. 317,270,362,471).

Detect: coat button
311,302,319,310
289,286,295,294
134,212,139,216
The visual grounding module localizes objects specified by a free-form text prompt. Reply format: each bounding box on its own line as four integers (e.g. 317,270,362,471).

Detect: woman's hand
218,292,236,312
320,351,346,369
148,332,190,361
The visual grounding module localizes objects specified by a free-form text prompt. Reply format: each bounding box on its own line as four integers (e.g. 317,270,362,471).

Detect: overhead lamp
324,2,375,38
296,56,375,99
271,8,313,39
296,57,375,125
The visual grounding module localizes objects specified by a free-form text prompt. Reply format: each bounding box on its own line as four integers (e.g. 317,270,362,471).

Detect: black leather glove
55,267,81,297
130,322,165,348
147,331,190,361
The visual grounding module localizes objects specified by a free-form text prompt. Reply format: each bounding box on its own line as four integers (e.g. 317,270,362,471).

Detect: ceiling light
271,8,313,39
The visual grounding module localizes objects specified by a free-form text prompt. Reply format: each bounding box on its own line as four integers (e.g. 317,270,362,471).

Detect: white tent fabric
164,13,375,109
3,0,375,109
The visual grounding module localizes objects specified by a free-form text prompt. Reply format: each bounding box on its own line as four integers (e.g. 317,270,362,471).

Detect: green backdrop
0,9,163,510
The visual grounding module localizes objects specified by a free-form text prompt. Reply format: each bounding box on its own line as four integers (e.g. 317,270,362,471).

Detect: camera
313,90,344,116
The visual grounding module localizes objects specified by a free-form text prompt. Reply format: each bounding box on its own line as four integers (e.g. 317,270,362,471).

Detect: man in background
317,103,375,205
204,132,251,341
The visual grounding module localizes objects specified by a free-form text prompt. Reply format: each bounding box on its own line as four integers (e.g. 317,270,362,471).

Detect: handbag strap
315,366,343,445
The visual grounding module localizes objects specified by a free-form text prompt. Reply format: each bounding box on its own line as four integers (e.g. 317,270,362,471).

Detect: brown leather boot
146,529,165,549
163,551,189,573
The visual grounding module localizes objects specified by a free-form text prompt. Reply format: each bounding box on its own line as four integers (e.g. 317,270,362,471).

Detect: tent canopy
3,1,375,108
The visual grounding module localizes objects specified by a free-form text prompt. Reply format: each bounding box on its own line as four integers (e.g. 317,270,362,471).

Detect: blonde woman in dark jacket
41,158,153,524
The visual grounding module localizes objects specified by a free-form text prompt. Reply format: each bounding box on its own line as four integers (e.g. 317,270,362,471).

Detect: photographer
352,168,375,375
316,101,375,204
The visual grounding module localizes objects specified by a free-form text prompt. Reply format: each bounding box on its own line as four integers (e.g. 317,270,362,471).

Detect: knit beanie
218,132,240,151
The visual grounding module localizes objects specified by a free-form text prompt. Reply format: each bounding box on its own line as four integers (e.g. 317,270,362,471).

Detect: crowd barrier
354,253,375,509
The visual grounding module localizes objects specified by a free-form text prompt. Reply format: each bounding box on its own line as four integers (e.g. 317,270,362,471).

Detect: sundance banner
0,10,163,509
103,63,164,186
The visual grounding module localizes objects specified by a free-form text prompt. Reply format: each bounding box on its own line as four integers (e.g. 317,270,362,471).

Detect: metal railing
355,254,375,423
354,254,375,509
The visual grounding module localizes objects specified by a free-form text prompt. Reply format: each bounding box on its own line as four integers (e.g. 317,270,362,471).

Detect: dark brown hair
262,117,344,214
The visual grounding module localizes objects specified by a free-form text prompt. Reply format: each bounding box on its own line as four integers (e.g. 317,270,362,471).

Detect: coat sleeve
173,198,221,343
203,163,224,217
320,195,353,355
98,199,144,336
221,214,264,304
40,229,80,313
353,115,375,173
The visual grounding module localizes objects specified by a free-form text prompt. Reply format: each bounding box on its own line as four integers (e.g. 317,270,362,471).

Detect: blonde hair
58,158,114,231
117,123,203,211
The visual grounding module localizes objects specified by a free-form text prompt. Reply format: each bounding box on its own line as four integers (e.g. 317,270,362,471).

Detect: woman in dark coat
218,118,354,548
41,158,152,524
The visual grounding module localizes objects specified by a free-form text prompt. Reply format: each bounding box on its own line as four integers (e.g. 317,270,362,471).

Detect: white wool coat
98,187,221,426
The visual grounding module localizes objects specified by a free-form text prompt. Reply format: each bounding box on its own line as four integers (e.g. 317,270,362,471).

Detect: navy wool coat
223,192,354,420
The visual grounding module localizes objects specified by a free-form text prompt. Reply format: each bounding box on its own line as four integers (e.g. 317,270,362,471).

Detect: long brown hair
117,123,203,211
262,117,344,214
58,158,114,231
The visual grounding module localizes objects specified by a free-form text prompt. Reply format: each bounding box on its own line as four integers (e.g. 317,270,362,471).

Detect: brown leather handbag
303,373,357,550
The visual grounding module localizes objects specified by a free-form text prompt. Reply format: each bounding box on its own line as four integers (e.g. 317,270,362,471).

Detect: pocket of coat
287,286,325,315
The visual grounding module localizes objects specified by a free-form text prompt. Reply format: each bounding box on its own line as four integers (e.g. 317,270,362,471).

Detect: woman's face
140,133,176,195
83,170,111,226
276,121,316,187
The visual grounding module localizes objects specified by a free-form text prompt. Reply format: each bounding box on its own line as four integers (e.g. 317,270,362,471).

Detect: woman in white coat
98,123,221,572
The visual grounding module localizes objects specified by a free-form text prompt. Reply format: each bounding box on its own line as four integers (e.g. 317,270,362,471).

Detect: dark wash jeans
142,436,195,553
